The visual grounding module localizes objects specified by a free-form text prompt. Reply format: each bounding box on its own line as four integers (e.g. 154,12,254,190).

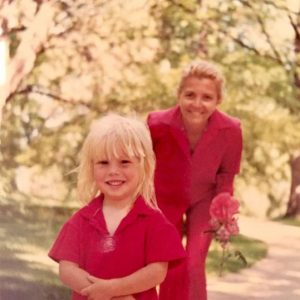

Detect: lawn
0,204,72,300
0,204,268,299
206,234,268,277
275,217,300,227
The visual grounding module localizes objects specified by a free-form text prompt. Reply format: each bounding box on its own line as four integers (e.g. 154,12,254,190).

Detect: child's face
93,154,141,205
178,76,220,130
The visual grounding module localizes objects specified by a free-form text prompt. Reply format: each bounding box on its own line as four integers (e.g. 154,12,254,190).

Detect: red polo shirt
147,106,243,229
49,195,186,300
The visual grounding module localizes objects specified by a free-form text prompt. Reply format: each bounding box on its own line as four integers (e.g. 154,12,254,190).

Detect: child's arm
59,260,144,299
81,261,168,299
59,260,91,294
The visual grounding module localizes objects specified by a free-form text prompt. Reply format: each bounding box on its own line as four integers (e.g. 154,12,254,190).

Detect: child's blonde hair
77,113,157,209
177,60,225,100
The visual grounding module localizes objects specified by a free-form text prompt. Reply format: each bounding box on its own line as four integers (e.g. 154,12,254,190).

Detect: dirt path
207,216,300,300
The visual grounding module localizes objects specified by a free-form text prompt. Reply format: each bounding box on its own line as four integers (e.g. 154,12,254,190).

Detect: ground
0,205,71,300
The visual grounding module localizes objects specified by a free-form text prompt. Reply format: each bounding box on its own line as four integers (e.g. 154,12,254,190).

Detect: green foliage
275,217,300,227
150,0,202,65
2,0,300,215
207,235,268,276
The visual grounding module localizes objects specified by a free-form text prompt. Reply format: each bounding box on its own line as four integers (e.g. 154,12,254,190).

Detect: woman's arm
59,260,91,294
81,262,168,299
216,125,243,194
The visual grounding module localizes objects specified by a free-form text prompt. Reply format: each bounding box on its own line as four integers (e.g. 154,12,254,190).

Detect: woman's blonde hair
177,60,225,100
77,113,157,209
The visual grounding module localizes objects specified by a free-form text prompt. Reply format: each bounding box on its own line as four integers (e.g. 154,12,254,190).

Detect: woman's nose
194,98,204,107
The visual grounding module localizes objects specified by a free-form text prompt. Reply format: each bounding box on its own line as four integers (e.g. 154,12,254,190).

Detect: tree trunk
285,9,300,218
285,154,300,217
0,1,56,125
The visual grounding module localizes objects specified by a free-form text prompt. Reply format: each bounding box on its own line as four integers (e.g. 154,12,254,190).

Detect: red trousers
159,202,212,300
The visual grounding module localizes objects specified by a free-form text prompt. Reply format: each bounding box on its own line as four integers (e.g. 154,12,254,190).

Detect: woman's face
178,76,220,130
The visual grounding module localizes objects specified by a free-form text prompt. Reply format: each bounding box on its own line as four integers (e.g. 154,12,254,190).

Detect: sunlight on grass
0,207,71,299
207,235,268,277
275,217,300,227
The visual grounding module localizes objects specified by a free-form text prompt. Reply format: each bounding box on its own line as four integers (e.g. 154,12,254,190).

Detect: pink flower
207,193,246,275
210,192,239,223
226,218,239,235
209,193,240,247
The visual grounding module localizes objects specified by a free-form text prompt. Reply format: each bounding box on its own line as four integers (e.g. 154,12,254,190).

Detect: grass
0,204,268,298
274,217,300,227
206,234,268,277
0,205,73,300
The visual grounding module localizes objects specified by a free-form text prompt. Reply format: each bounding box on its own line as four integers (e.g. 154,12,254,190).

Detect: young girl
48,114,186,300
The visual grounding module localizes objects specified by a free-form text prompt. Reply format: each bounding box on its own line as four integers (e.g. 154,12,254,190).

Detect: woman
147,60,243,300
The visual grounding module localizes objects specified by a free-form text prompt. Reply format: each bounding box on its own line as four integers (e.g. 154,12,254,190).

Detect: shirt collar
79,194,157,221
166,106,232,131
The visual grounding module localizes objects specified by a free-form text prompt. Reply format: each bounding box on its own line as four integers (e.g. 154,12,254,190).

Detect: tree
1,0,202,203
285,6,300,217
0,0,57,123
1,0,300,219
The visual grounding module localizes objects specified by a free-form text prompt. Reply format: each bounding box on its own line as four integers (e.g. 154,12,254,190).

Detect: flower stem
219,246,225,277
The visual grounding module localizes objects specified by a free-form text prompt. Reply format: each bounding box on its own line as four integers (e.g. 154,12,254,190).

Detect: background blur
1,1,300,299
1,0,300,221
2,0,300,220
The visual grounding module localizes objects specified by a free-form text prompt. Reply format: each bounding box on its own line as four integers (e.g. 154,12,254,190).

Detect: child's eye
97,160,108,165
121,160,131,164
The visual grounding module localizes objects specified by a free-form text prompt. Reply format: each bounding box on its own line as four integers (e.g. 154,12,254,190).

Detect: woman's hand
113,296,135,300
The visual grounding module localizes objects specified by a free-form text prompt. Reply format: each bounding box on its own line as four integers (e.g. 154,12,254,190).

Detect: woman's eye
185,92,194,98
203,94,213,101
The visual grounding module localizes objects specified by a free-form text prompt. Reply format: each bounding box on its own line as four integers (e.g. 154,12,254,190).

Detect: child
48,114,186,300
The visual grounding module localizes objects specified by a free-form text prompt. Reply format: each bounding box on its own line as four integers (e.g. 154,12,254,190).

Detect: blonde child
49,114,185,300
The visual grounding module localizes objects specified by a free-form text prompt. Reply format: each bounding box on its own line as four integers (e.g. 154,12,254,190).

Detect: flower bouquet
208,192,247,276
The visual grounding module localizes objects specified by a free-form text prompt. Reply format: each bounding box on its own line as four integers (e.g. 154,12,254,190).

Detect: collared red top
49,195,186,300
147,106,243,226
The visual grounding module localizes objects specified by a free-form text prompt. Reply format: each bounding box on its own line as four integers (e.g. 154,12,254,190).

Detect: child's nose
108,163,119,174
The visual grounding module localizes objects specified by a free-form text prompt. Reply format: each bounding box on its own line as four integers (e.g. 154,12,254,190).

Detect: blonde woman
49,114,185,300
147,60,243,300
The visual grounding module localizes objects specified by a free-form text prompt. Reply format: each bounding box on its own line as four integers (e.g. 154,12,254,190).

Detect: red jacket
147,106,243,227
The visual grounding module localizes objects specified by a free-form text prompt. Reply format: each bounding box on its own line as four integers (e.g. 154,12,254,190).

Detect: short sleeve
145,213,186,266
146,112,159,148
48,214,81,264
216,123,243,194
146,112,167,150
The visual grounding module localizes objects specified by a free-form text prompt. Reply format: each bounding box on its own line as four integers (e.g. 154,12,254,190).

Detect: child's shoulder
67,196,101,224
136,199,174,228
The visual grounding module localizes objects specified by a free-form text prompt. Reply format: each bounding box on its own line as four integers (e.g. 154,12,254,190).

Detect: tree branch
12,84,95,110
3,1,57,105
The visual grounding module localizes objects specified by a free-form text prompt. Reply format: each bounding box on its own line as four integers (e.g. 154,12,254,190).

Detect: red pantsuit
147,106,242,300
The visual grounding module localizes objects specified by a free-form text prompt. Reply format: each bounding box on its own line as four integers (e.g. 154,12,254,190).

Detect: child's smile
93,156,141,205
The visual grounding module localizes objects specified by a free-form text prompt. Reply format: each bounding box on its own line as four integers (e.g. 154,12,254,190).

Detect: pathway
207,216,300,300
